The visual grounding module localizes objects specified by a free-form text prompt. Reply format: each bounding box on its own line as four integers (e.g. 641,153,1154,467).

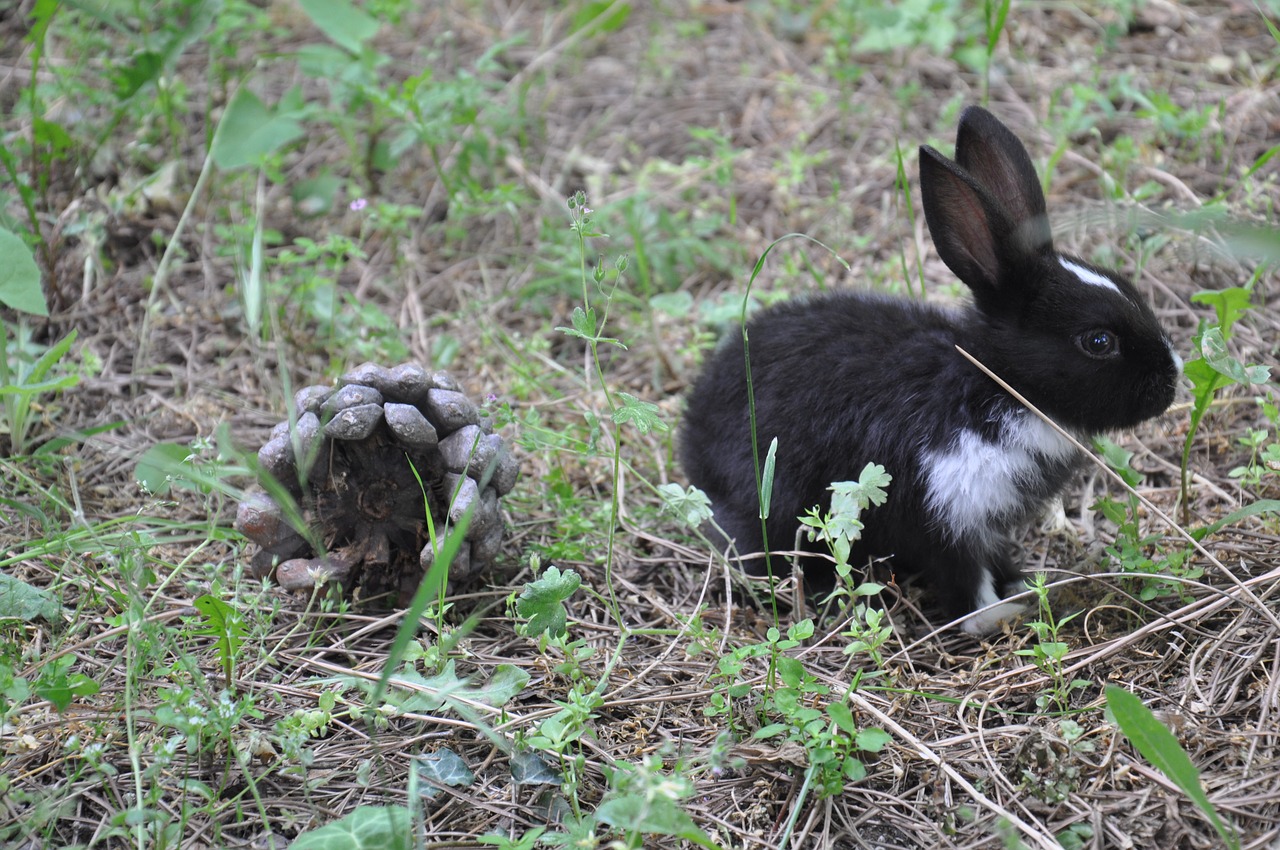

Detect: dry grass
3,1,1280,848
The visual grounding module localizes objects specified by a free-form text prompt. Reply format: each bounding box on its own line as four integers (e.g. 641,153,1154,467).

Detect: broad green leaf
379,660,529,714
571,1,632,36
1094,435,1142,486
110,49,162,100
827,701,855,734
32,118,73,160
0,572,63,621
1191,287,1253,337
775,655,806,688
290,805,412,850
211,87,306,171
657,482,713,528
418,747,475,790
135,441,192,494
298,0,380,54
595,794,714,847
34,656,99,712
856,727,892,752
0,228,47,315
1106,685,1239,850
649,291,693,317
510,750,559,785
516,565,581,637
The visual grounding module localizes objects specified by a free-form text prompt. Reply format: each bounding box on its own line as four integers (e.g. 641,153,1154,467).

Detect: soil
3,1,1280,848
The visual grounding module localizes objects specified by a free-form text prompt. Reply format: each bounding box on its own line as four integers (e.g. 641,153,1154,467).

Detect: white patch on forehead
1060,257,1122,295
922,411,1078,546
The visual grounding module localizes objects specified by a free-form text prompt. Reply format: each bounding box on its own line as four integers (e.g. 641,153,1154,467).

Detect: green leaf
760,436,778,519
827,701,855,734
595,794,714,847
1193,499,1280,540
649,291,693,317
378,660,530,714
135,441,193,495
290,805,413,850
418,747,475,794
110,49,163,100
32,117,73,161
510,750,560,786
657,483,713,528
571,1,632,36
612,392,667,434
0,572,62,621
1106,686,1239,850
34,656,99,712
775,655,806,688
855,727,892,752
1191,287,1253,337
298,0,380,53
211,87,306,171
191,594,247,682
516,565,581,637
0,227,48,315
1094,435,1141,487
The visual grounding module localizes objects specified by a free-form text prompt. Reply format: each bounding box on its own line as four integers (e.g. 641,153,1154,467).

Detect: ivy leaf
595,794,713,846
290,805,412,850
510,750,560,785
417,747,475,799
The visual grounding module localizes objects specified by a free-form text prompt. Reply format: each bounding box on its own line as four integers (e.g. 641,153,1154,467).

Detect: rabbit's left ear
953,106,1053,258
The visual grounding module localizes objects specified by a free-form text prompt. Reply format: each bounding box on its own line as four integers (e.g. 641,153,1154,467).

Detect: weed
1094,436,1199,603
1015,718,1095,804
798,462,892,582
1014,574,1090,713
754,629,891,798
1180,284,1273,519
1227,393,1280,491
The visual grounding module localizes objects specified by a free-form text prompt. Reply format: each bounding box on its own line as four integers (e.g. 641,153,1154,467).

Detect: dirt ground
4,1,1280,848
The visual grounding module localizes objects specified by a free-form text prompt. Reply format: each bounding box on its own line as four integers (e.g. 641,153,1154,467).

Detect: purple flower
350,198,368,211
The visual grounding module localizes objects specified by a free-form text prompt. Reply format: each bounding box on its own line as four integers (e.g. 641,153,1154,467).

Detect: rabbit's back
681,292,993,555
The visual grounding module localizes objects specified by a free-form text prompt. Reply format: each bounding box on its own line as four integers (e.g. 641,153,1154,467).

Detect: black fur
680,106,1181,630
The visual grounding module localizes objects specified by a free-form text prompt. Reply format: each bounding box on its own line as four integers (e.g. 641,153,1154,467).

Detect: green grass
2,0,1279,847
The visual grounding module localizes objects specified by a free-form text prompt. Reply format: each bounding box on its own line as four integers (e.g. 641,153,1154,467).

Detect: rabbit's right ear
918,145,1014,309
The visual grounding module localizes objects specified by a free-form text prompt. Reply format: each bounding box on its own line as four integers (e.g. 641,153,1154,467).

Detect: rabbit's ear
919,145,1014,307
953,107,1052,256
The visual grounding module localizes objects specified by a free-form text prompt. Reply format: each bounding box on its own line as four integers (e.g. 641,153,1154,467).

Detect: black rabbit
680,106,1181,634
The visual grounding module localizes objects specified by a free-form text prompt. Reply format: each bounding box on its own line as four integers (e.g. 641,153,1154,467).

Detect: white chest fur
922,411,1079,547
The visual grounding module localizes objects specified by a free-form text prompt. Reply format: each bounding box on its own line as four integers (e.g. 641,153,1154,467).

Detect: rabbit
680,106,1182,635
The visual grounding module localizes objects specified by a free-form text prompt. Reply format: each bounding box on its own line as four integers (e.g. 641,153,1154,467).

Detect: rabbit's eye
1078,329,1118,358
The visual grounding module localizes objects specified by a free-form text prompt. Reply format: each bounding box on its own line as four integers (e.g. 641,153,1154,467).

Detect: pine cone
235,363,518,602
